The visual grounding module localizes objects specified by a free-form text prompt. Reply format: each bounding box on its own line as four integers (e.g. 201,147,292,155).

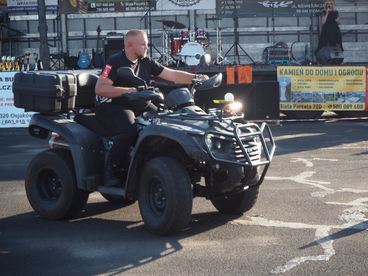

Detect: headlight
223,101,243,116
205,134,231,154
205,134,223,150
213,139,222,150
205,134,214,148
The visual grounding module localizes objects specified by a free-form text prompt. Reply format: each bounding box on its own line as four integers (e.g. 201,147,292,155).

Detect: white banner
156,0,215,10
0,72,34,128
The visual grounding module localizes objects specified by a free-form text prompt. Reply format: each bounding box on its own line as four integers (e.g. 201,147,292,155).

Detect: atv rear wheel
25,149,89,220
138,157,192,235
211,170,260,215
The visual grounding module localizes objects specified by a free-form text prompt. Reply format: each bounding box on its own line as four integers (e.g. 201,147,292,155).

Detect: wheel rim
147,177,166,216
37,169,62,201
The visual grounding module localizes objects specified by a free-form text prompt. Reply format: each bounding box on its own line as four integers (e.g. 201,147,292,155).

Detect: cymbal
157,20,186,29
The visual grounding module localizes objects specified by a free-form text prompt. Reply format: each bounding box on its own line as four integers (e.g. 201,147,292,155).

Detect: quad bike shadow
12,68,275,235
0,207,243,275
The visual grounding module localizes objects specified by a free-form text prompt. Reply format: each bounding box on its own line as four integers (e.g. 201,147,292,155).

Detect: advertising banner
156,0,215,10
216,0,324,17
59,0,153,13
59,0,214,14
277,66,367,111
7,0,57,12
0,72,33,128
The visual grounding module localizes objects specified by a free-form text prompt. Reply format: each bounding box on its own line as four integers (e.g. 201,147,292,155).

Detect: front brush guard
204,121,275,186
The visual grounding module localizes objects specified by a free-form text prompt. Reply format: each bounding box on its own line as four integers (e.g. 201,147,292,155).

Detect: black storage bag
13,72,77,114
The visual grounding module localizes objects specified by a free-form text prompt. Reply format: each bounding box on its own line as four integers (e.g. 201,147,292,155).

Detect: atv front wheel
138,157,192,235
25,149,89,220
211,170,260,215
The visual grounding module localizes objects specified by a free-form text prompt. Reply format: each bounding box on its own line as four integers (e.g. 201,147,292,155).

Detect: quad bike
13,68,275,235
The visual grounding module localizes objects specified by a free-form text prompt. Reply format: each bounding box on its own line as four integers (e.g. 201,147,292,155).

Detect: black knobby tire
25,149,89,220
100,193,135,206
211,170,260,215
138,157,193,235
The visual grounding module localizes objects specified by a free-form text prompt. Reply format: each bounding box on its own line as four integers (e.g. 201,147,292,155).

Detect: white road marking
266,171,331,191
245,157,368,273
270,227,334,274
291,158,314,167
232,207,368,274
327,198,368,207
312,158,339,162
274,133,324,141
322,146,368,150
339,188,368,194
291,158,338,168
310,188,368,198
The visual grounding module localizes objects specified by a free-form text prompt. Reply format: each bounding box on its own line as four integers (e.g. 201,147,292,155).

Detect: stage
0,62,368,128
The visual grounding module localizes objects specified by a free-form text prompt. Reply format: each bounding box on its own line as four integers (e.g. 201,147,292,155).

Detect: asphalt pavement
0,118,367,275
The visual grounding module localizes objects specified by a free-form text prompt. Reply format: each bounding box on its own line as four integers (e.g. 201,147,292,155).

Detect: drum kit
158,20,210,66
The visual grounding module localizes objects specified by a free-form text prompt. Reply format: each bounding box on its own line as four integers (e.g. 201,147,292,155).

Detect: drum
170,37,182,55
195,28,208,46
181,31,189,42
196,28,206,39
179,42,205,66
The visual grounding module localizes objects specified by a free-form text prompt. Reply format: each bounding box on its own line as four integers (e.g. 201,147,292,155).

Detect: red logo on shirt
101,64,112,78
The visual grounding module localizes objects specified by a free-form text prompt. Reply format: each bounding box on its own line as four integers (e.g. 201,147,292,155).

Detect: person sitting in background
316,0,344,64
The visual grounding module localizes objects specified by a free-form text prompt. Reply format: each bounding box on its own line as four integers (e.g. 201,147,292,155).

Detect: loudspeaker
316,46,344,65
243,81,280,120
103,36,124,62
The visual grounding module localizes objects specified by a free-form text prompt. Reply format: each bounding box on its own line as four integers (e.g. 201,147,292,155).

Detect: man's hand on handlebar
126,87,138,93
194,74,209,81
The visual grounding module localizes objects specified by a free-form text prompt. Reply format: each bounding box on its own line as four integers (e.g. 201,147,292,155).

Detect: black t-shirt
104,50,164,87
101,50,164,106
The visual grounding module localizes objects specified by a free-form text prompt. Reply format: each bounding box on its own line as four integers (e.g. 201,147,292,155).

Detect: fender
136,124,209,161
29,114,104,190
125,124,210,198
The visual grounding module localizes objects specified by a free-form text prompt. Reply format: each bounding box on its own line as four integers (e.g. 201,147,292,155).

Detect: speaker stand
146,0,162,59
223,0,255,64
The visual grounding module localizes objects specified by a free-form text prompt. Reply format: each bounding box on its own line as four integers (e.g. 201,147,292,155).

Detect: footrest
97,186,126,196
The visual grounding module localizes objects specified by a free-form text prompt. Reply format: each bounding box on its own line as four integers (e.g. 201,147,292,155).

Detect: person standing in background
316,0,344,60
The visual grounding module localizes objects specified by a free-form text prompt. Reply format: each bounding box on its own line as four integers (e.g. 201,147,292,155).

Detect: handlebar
190,73,223,93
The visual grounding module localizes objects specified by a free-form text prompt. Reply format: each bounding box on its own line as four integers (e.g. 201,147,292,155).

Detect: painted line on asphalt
235,157,368,273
